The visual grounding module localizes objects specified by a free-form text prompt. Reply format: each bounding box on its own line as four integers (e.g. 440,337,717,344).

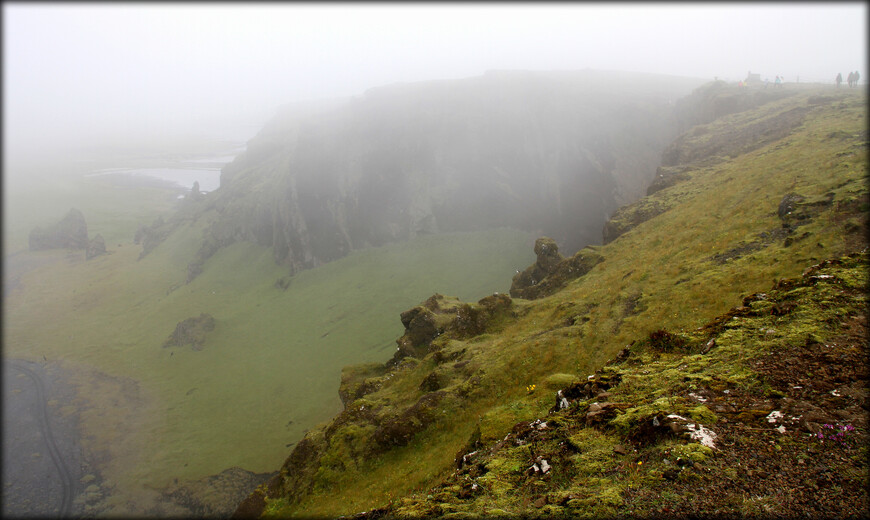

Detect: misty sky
3,2,867,157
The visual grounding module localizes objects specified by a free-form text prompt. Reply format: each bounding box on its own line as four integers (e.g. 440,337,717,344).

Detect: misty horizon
3,3,866,161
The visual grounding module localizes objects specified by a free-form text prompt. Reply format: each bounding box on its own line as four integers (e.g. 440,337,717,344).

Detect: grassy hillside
3,201,533,514
243,85,867,517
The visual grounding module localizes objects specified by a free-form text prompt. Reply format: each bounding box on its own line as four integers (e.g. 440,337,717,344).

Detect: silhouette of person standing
853,71,861,87
836,73,843,87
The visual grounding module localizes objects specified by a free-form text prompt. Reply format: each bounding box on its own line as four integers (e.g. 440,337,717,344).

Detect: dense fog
2,4,868,518
4,3,866,162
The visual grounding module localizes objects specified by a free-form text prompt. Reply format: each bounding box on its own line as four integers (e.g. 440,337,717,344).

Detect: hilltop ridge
234,84,867,518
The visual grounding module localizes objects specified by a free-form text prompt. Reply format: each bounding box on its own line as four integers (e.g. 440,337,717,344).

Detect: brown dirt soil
620,314,868,518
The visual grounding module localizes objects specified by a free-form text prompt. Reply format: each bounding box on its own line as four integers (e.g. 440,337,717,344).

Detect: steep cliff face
202,70,704,274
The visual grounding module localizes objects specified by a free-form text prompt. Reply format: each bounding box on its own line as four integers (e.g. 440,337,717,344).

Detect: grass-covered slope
4,218,533,515
358,252,868,519
241,85,867,518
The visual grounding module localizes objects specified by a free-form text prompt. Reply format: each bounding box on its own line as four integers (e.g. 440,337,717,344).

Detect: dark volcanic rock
28,208,89,251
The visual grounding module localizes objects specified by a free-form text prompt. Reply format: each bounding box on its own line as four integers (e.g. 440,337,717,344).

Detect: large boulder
28,208,89,251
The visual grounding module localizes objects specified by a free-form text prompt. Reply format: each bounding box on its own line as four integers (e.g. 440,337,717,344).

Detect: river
83,146,246,194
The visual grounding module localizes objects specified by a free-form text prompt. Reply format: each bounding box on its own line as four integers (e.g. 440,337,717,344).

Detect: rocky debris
664,414,717,448
585,401,631,427
510,238,603,299
527,456,551,476
28,208,89,251
163,313,215,351
85,234,106,260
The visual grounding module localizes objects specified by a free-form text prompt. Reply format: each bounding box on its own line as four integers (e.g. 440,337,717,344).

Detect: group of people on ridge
836,71,860,87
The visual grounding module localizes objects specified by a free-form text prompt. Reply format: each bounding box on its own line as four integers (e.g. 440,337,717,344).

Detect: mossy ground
350,251,868,520
254,86,867,518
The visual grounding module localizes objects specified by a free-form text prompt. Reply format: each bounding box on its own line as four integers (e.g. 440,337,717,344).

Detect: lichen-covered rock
28,208,89,251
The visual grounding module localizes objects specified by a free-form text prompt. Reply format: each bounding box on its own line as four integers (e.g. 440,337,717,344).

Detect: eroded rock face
29,208,89,251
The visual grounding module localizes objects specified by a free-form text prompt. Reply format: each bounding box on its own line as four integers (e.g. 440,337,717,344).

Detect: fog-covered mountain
193,70,705,274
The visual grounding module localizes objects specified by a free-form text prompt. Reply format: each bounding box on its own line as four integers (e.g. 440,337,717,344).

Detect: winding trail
8,360,75,517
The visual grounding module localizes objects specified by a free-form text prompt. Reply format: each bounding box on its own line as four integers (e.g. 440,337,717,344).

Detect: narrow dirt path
5,360,75,517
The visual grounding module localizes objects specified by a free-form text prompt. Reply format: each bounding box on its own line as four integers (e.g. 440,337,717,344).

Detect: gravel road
2,358,83,517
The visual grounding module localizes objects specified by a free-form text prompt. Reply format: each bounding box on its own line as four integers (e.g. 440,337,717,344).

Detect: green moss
669,442,714,463
688,405,718,424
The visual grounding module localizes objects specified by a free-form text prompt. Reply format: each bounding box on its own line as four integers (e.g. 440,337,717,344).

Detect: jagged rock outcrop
28,208,89,251
163,313,216,351
391,292,514,364
510,237,603,299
